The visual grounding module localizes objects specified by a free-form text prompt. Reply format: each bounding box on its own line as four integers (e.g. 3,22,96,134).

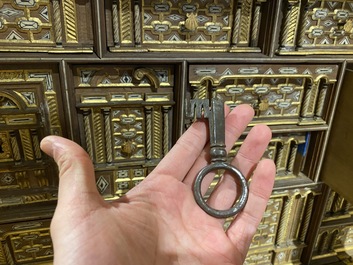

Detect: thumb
40,135,102,206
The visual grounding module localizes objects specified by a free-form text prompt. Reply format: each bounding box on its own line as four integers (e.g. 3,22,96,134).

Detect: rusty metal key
186,97,249,218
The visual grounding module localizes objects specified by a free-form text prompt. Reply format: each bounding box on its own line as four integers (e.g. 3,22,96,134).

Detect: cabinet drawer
0,220,52,265
71,65,176,192
188,64,339,126
312,224,353,261
278,0,353,55
227,186,321,265
106,0,272,53
0,0,93,53
0,65,64,209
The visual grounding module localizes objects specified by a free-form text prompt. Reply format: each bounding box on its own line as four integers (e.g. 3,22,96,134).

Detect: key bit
185,98,211,121
186,97,227,162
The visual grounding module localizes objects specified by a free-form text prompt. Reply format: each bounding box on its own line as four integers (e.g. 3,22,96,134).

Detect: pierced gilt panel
188,64,338,126
278,0,353,55
107,0,268,52
0,219,52,265
0,0,93,52
0,67,63,209
73,65,175,194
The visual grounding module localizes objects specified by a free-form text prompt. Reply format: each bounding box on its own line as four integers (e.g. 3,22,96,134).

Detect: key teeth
185,99,210,119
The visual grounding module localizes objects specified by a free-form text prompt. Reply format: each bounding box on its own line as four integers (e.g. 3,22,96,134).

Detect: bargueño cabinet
0,0,353,264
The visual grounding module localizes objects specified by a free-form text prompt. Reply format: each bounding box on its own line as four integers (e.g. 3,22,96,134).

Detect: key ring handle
193,162,249,219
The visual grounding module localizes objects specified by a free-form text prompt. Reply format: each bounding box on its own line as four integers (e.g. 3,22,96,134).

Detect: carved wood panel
313,224,353,260
230,132,316,184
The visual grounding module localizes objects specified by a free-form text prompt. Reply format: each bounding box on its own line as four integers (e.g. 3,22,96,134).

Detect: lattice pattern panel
106,0,268,52
0,66,63,209
279,0,353,55
188,64,338,126
0,0,93,52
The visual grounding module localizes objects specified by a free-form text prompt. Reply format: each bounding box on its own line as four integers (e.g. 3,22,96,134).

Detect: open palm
40,104,275,265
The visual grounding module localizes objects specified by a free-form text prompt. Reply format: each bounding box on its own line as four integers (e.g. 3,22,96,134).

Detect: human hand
40,104,275,265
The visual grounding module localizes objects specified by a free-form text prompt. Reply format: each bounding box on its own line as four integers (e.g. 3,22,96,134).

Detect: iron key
186,97,249,218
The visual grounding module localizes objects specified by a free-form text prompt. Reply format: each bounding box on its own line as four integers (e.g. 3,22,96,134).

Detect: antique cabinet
0,0,353,264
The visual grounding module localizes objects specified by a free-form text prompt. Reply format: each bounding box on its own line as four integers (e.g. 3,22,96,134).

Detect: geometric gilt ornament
0,0,93,53
188,64,339,126
278,0,353,55
106,0,268,52
0,0,352,265
0,219,53,264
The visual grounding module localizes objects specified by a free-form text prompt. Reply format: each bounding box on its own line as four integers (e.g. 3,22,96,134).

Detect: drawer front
72,65,176,198
230,132,315,183
226,187,321,264
0,65,63,209
188,64,339,126
278,0,353,55
0,0,93,53
106,0,270,52
95,166,154,198
0,220,52,265
312,224,353,261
